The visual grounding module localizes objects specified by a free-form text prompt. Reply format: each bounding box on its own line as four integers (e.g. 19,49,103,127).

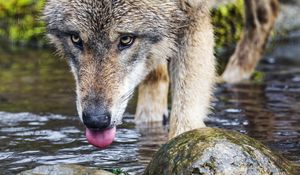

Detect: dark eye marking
70,34,83,50
118,35,136,51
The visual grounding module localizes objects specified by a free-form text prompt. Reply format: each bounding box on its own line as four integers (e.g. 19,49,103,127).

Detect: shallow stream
0,49,299,174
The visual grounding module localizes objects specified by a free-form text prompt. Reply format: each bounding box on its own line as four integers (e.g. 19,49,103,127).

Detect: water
0,48,299,174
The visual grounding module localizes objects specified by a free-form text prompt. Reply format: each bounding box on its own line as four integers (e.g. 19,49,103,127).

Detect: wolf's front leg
135,63,169,123
221,0,280,83
169,0,215,139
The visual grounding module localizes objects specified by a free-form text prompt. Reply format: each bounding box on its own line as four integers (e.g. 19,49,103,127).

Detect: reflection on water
0,49,76,115
210,61,300,164
0,49,299,174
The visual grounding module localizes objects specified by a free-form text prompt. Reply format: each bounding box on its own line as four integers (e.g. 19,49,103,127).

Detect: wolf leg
221,0,280,83
169,0,215,139
135,63,169,123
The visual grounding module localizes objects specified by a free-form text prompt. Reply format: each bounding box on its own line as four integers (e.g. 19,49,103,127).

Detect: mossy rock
145,128,296,175
18,164,114,175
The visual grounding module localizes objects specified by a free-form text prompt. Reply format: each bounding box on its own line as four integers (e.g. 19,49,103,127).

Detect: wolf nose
82,110,111,130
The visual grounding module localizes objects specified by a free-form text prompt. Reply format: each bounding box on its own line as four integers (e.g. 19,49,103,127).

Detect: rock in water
145,128,296,175
18,164,114,175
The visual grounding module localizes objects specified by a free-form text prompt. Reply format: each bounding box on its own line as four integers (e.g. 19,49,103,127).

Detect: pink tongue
85,127,116,149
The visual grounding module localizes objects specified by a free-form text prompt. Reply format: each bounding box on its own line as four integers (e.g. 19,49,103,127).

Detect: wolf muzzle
82,107,111,130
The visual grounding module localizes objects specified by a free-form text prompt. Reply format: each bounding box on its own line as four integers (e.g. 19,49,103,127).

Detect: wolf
43,0,279,149
44,0,215,148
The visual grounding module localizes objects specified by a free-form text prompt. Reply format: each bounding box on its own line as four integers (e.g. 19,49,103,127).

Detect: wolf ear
179,0,210,12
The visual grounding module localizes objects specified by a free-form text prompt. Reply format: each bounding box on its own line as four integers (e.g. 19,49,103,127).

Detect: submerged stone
145,128,296,175
18,164,114,175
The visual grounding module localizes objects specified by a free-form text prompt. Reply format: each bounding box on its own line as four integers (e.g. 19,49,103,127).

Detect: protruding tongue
85,127,116,148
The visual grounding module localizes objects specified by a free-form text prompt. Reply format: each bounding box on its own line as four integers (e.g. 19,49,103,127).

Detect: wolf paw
135,107,169,124
221,66,253,84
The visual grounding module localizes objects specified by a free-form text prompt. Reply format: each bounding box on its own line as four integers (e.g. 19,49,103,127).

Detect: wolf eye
118,35,135,50
70,34,83,49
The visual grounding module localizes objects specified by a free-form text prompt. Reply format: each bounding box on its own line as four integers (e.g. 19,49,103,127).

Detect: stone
18,164,114,175
145,128,296,175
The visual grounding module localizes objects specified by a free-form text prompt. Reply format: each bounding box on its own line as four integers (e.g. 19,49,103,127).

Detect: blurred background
0,0,299,174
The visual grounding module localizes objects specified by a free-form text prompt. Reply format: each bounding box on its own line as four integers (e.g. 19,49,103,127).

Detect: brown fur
44,0,279,141
44,0,215,139
221,0,280,83
135,63,169,123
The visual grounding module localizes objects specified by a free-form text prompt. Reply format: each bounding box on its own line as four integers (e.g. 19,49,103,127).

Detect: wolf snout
82,109,111,130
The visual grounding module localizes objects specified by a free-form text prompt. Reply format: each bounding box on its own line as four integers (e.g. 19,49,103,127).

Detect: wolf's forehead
45,0,178,36
71,0,113,31
68,0,141,32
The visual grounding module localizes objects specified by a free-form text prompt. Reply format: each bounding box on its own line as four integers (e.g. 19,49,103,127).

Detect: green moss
0,0,46,46
212,0,244,50
251,71,266,83
111,168,129,175
145,128,296,175
211,0,244,74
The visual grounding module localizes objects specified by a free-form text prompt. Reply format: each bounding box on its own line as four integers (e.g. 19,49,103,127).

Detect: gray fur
44,0,215,138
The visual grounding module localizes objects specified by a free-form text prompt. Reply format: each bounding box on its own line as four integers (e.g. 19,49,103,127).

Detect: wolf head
44,0,185,148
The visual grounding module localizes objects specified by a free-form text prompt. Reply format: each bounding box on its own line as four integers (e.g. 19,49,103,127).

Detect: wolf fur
44,0,215,139
221,0,280,83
